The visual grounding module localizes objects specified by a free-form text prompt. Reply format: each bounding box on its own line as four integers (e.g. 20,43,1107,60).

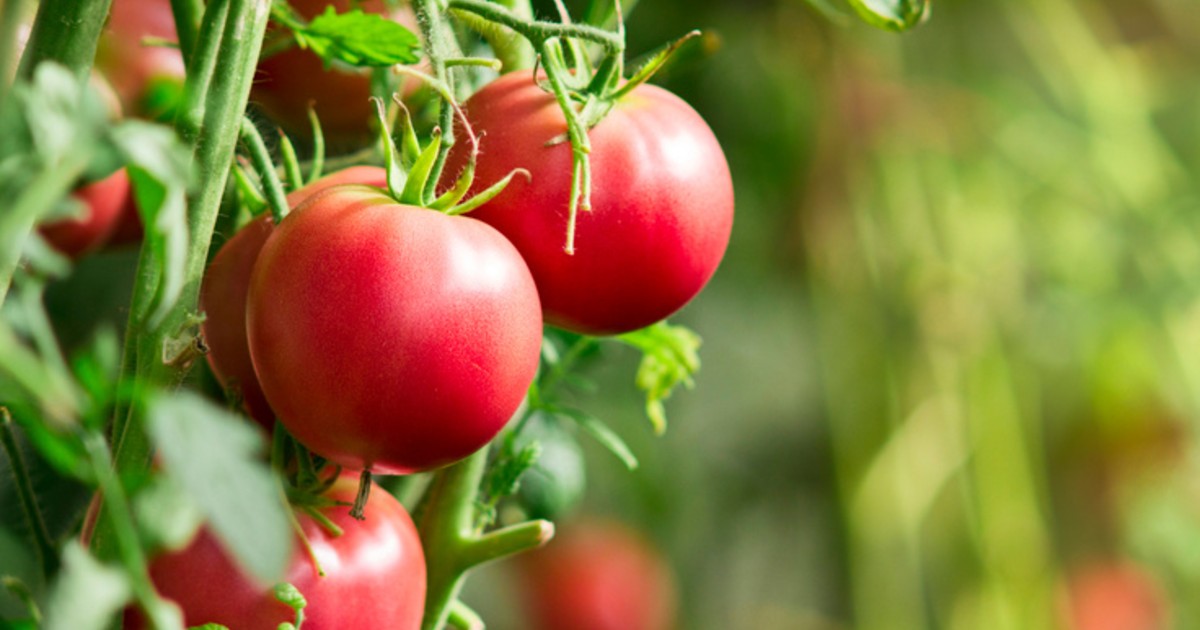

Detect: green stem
416,447,553,630
240,118,289,223
448,0,535,72
416,449,486,630
447,600,484,630
0,409,58,578
82,431,179,630
17,0,112,81
0,0,28,100
99,0,272,561
411,0,461,202
175,0,232,145
448,0,622,53
170,0,204,65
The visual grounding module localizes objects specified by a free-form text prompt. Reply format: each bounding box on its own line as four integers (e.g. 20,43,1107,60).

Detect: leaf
146,391,293,584
844,0,930,32
615,322,702,435
42,542,133,630
133,474,203,554
111,121,193,329
550,406,638,470
295,8,421,67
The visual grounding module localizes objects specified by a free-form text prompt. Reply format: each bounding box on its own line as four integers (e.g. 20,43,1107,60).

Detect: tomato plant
128,476,426,630
245,185,543,473
200,166,388,429
448,72,734,335
518,519,678,630
38,168,131,258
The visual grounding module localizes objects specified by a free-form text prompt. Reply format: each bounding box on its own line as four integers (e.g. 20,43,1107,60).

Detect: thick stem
170,0,204,64
0,409,58,578
0,0,29,99
411,0,461,202
98,0,272,561
416,449,488,630
416,447,553,630
17,0,112,81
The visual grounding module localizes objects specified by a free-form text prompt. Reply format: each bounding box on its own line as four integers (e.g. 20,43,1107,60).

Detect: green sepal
445,168,528,217
398,129,441,206
429,161,474,211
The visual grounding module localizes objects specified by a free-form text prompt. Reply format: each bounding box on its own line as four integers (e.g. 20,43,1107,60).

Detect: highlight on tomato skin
447,72,735,336
517,519,679,630
200,166,389,430
126,476,426,630
39,168,133,259
244,185,544,474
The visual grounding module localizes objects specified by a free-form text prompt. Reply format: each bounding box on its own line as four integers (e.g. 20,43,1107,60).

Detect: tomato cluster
132,476,426,630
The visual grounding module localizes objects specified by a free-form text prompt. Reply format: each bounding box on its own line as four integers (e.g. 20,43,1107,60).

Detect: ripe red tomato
95,0,185,118
39,168,132,258
129,476,425,629
518,519,678,630
245,186,543,473
1061,561,1168,630
201,166,388,429
252,0,415,146
448,73,734,335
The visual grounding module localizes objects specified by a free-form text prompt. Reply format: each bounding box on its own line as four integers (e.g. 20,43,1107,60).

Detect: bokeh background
4,0,1199,628
469,0,1200,628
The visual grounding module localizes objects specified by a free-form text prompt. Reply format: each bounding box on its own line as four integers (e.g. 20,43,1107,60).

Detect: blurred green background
470,0,1200,628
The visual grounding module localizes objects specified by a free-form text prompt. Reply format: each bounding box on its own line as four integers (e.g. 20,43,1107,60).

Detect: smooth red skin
519,520,678,630
252,0,413,144
95,0,185,116
200,166,388,429
448,73,734,335
129,478,425,630
40,168,132,258
246,186,543,473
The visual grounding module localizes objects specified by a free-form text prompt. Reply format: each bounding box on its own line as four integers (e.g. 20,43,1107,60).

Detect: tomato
39,168,132,259
1061,561,1168,630
447,73,734,335
128,476,425,629
252,0,416,147
518,519,678,630
245,186,543,473
200,166,388,429
95,0,185,119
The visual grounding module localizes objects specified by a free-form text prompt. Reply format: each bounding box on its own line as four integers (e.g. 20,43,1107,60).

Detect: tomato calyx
370,81,529,217
447,0,701,255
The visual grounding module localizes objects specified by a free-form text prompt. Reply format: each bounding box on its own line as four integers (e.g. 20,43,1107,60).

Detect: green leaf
550,406,638,470
615,322,702,435
146,391,293,584
112,121,192,329
844,0,930,32
133,474,203,554
42,542,133,630
295,8,421,67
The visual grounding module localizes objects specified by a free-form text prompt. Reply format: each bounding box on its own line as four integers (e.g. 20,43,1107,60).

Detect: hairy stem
17,0,112,81
0,409,58,578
